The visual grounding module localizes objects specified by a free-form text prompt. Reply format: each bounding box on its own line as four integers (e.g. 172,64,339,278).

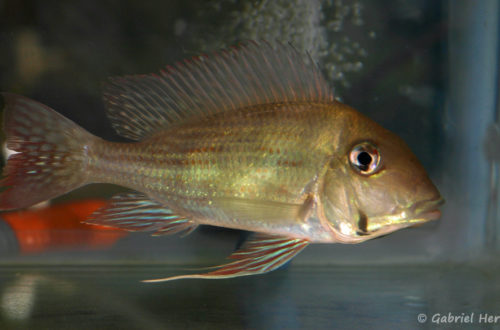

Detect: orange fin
84,193,197,236
103,41,333,140
143,234,309,282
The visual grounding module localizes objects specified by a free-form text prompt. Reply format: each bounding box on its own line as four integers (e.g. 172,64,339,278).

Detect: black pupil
357,151,372,170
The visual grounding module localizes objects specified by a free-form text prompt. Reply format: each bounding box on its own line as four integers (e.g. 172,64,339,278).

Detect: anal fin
143,234,309,282
85,193,197,236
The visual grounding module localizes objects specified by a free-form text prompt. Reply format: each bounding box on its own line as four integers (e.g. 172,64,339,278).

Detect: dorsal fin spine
189,58,221,112
139,77,167,120
131,79,160,122
239,46,267,103
163,66,195,114
218,51,252,107
205,56,235,111
155,70,183,121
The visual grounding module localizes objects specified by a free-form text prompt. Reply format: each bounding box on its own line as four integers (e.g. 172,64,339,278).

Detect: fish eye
349,142,380,175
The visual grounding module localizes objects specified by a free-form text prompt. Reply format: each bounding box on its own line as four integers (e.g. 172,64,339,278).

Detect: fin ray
103,41,334,140
143,234,309,282
85,193,197,236
0,93,93,210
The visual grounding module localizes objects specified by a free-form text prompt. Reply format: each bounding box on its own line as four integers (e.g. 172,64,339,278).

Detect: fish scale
88,103,332,219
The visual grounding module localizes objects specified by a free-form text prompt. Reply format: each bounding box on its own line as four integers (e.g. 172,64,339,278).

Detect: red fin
0,93,93,210
84,193,197,236
143,234,309,282
103,41,334,140
2,199,127,254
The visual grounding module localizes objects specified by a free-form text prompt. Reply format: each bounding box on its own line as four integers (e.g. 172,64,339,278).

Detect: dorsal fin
103,41,334,140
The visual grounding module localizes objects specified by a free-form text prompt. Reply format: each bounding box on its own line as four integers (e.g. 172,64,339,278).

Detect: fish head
320,104,443,243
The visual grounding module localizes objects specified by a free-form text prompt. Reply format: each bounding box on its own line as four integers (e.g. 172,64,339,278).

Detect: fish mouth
330,197,445,243
359,197,444,236
410,197,445,222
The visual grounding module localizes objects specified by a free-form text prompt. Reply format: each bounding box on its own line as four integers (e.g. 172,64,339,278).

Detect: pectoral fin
84,193,197,236
143,234,309,282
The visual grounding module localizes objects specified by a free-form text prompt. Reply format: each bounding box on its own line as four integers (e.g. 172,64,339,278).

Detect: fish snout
410,197,445,222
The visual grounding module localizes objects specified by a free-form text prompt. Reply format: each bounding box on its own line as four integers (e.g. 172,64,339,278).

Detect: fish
0,199,127,254
0,41,443,281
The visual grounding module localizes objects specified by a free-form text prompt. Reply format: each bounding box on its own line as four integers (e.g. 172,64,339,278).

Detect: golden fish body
0,41,443,280
88,102,336,240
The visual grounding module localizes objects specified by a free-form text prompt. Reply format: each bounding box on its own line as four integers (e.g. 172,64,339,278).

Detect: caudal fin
0,93,94,210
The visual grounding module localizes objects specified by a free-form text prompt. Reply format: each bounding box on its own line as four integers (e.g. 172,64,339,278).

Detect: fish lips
356,197,445,237
327,197,445,243
410,197,445,223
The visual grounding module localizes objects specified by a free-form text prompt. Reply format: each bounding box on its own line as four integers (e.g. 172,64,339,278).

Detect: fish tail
0,93,95,210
